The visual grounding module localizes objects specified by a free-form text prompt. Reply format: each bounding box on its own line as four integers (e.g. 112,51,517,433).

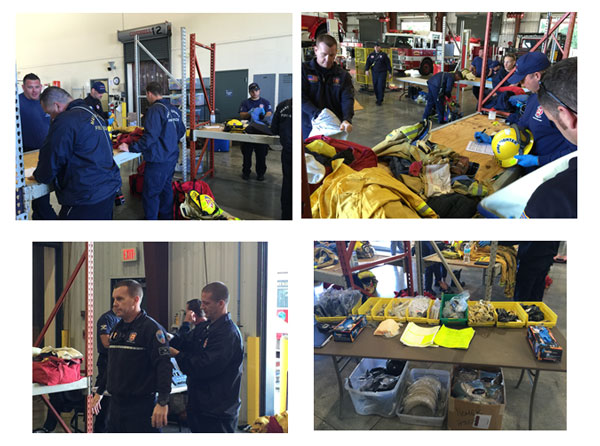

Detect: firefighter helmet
224,119,244,133
491,125,534,168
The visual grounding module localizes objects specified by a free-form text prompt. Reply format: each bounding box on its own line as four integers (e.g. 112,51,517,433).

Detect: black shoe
257,175,265,181
242,173,250,180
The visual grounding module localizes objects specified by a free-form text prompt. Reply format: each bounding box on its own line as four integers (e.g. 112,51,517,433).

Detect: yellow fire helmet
180,190,240,220
224,119,245,133
491,125,534,168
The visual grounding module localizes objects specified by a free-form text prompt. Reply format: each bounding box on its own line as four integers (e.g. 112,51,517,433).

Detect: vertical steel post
415,242,423,296
189,33,197,180
15,69,27,219
85,242,94,433
477,13,492,113
563,13,576,58
209,43,216,178
134,34,141,124
404,241,414,296
181,27,189,182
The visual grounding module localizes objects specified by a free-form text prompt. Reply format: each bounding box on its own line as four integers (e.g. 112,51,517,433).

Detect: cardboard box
527,326,563,362
447,367,506,430
332,315,366,342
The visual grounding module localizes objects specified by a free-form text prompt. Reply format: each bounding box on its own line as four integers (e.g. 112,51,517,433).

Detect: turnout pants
241,143,268,177
372,71,387,104
58,195,114,220
107,395,158,433
143,161,176,220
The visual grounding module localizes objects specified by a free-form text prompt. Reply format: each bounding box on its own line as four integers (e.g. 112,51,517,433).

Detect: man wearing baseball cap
239,83,272,180
84,81,109,120
506,51,576,169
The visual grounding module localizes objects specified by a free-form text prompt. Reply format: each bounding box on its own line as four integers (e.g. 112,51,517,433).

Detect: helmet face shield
491,127,534,167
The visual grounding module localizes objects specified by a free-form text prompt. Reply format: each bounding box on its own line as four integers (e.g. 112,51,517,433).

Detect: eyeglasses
539,80,577,115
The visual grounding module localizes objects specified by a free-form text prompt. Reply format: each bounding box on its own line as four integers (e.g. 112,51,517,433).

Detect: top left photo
16,13,292,220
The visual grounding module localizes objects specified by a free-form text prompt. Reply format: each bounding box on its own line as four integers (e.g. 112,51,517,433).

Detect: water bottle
350,251,359,267
463,242,471,263
210,110,216,125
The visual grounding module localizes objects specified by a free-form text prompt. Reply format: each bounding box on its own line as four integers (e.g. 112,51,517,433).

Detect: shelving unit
314,241,414,296
32,243,94,433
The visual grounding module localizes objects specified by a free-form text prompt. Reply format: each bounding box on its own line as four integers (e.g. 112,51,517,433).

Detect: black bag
244,121,274,135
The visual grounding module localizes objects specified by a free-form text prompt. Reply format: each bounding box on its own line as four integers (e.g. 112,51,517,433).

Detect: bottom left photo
31,242,288,433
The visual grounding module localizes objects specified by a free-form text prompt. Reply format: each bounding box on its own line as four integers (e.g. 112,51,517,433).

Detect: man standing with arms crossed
118,82,186,219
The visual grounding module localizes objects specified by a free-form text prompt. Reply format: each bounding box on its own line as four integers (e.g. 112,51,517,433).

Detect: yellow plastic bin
406,298,433,325
492,302,528,328
467,300,497,327
520,302,558,328
315,300,362,324
357,297,380,321
371,298,394,321
385,298,411,322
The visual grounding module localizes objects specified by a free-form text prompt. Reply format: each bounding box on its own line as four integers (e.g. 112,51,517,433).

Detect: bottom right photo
314,241,566,430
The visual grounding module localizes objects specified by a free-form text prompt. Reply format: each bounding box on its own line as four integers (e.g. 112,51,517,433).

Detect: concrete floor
350,78,480,149
39,143,284,220
314,247,567,430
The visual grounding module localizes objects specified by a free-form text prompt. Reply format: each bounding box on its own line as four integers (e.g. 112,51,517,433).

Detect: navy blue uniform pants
372,71,387,104
281,145,292,219
423,91,446,123
32,194,58,220
107,395,158,433
241,143,268,177
143,161,176,220
514,256,555,302
187,411,237,433
58,195,114,220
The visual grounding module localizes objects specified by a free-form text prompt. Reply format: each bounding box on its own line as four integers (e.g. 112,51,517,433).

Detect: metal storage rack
314,241,415,297
476,11,577,116
32,243,95,433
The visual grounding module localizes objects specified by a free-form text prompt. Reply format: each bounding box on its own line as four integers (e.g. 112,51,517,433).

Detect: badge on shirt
203,338,208,348
332,77,340,85
100,324,107,331
307,75,319,83
156,330,166,344
535,106,544,119
128,332,137,343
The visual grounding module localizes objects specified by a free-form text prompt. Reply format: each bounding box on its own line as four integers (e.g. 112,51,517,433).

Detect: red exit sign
122,248,137,262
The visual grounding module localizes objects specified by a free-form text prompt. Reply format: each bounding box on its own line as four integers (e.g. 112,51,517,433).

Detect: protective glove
250,107,265,122
108,117,115,125
478,241,490,247
514,154,539,167
474,131,491,144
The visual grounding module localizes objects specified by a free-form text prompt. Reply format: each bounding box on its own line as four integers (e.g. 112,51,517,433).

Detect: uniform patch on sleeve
158,346,170,356
127,332,137,343
100,324,107,331
156,330,166,344
307,75,318,83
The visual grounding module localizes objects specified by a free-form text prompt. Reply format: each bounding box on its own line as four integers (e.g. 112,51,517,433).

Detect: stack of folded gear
496,308,520,323
452,368,504,404
472,244,517,298
371,121,489,218
112,126,144,149
314,243,339,269
468,300,496,324
314,288,362,318
400,375,444,416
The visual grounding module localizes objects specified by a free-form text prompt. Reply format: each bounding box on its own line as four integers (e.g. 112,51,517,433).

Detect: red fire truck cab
384,31,443,76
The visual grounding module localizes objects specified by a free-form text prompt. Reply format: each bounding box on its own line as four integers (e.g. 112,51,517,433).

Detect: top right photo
301,12,577,219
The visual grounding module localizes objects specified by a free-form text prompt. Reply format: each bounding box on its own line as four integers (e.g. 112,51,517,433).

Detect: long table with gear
315,324,566,430
193,125,281,146
395,76,493,104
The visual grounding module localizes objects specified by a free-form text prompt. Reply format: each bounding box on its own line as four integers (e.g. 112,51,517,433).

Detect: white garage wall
16,13,292,97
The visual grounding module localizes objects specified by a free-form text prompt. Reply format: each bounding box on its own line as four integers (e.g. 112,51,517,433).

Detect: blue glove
474,132,491,144
479,241,490,247
250,107,265,122
514,154,539,167
108,117,115,125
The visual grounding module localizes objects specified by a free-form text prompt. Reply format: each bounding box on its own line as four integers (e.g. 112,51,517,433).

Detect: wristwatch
157,397,169,407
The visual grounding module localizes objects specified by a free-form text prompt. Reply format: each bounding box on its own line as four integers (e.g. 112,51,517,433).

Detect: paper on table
400,322,440,347
466,141,494,156
433,325,475,349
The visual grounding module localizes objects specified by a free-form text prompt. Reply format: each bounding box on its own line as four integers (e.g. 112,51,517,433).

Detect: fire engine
301,15,345,47
383,30,443,75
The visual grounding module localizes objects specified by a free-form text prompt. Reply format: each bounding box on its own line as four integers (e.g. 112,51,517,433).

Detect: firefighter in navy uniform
270,98,292,219
92,280,172,433
422,71,463,124
118,82,186,219
33,87,121,220
364,43,392,106
302,33,354,139
84,81,110,120
169,282,244,433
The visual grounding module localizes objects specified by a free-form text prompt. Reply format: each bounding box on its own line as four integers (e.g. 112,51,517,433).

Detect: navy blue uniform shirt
271,98,292,151
427,72,455,97
97,310,172,403
523,157,577,218
239,97,272,114
365,51,392,74
33,98,121,206
83,94,109,120
18,92,50,151
302,58,355,127
97,310,120,357
517,94,577,166
130,98,186,164
172,313,243,419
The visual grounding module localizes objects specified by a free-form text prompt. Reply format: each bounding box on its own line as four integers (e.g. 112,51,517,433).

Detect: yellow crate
357,297,379,320
406,298,433,325
426,299,442,325
371,298,394,321
384,298,411,322
315,299,362,323
520,302,558,328
355,47,368,63
467,300,497,327
492,301,528,328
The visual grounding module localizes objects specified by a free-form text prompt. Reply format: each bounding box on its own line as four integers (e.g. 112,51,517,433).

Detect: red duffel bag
32,357,82,386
